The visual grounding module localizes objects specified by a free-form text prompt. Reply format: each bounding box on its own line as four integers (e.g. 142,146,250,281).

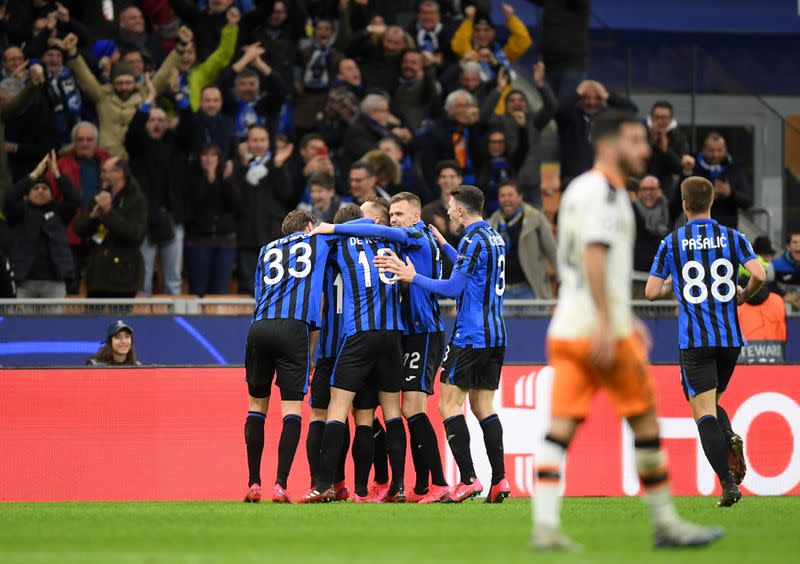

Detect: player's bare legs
272,399,303,502
469,389,509,502
352,408,376,500
403,391,448,500
439,382,482,500
243,395,270,503
688,389,741,506
379,391,407,500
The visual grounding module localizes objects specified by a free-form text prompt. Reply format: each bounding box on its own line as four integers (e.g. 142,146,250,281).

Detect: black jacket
416,118,482,189
185,169,242,243
168,0,229,60
555,92,638,183
194,111,237,160
349,34,403,96
341,113,391,172
534,0,591,71
233,159,293,248
71,181,148,294
5,175,79,282
125,103,195,240
645,122,689,197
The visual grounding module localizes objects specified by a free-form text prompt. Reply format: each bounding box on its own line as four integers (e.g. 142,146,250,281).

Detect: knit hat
111,62,135,81
91,39,118,60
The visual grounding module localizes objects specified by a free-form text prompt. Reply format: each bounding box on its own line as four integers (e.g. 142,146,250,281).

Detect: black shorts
331,330,403,394
402,332,445,394
309,357,335,409
245,319,309,399
679,346,741,398
440,345,506,390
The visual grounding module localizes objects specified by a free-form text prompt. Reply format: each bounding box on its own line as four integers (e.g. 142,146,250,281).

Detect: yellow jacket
451,14,532,63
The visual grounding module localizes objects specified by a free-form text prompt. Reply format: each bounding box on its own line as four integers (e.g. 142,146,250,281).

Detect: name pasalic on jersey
681,234,728,251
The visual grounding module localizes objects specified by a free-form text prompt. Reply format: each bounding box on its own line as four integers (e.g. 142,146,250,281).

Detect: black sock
372,418,389,484
407,416,429,493
716,404,735,442
336,420,350,484
244,411,266,487
479,414,505,485
275,414,302,489
305,420,325,487
317,420,346,491
385,417,407,491
443,414,475,484
352,425,375,497
418,414,447,487
697,415,733,485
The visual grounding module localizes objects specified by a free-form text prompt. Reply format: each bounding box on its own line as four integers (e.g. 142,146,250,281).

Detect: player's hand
310,222,335,236
632,317,652,353
374,250,416,283
736,285,747,306
428,223,447,247
589,320,616,372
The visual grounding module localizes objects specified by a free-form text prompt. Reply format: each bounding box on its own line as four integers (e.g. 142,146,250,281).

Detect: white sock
532,438,567,530
636,446,680,527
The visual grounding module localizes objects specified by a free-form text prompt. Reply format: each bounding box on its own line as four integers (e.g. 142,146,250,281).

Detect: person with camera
72,156,147,298
5,151,79,298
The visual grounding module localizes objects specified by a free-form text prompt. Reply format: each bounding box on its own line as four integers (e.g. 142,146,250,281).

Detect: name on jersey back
682,234,728,252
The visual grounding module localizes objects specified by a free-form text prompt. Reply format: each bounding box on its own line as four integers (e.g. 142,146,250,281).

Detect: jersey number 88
681,258,736,304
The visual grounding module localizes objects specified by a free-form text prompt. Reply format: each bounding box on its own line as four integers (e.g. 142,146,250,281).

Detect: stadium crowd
0,0,796,313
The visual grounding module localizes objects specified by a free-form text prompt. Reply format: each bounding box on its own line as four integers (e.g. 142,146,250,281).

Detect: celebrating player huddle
239,110,764,554
242,185,509,505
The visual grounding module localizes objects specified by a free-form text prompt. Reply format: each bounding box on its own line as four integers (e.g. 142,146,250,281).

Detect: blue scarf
234,98,265,138
416,22,442,53
478,42,513,82
497,205,524,250
696,153,729,180
46,65,82,140
303,42,333,90
485,157,510,212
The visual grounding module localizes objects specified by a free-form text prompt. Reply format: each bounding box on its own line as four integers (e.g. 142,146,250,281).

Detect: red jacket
54,150,110,246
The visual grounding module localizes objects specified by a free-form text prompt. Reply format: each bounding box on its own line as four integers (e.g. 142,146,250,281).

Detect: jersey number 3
263,242,312,285
681,258,736,304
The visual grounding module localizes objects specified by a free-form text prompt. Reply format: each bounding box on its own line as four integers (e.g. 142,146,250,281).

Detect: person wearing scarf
451,4,532,72
40,47,82,148
768,231,800,311
478,128,526,213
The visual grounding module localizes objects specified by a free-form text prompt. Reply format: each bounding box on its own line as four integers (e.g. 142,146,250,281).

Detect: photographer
5,151,79,298
72,157,147,298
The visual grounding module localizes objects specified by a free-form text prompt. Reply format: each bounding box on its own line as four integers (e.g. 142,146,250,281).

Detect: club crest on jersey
682,234,728,251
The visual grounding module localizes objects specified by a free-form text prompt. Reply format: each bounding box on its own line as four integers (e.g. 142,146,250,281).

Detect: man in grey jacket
489,180,558,313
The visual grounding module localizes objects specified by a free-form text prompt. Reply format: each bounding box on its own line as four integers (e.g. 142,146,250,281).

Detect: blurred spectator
72,157,148,298
40,44,83,148
219,43,289,140
451,4,532,79
244,0,302,87
86,320,141,366
168,0,233,61
644,101,690,197
445,60,491,107
378,136,432,203
406,0,456,73
0,64,45,202
184,143,241,296
297,172,347,224
672,132,753,228
194,85,237,159
178,7,240,110
768,231,800,311
478,128,525,213
532,0,590,103
56,122,109,293
23,5,92,61
291,133,337,203
233,125,294,295
120,49,149,83
739,285,787,343
421,159,462,275
739,235,775,280
632,175,670,273
351,23,412,95
117,6,163,65
348,160,390,205
555,79,637,185
66,1,131,42
62,28,186,157
417,88,479,188
1,46,26,92
363,149,400,195
392,49,441,132
488,180,557,300
5,151,78,298
319,57,363,148
125,75,195,296
293,5,352,136
342,93,411,171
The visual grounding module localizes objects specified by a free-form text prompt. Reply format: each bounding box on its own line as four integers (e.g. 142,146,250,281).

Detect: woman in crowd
86,320,141,366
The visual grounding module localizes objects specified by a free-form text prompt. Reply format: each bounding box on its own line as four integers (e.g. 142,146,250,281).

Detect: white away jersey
548,170,635,339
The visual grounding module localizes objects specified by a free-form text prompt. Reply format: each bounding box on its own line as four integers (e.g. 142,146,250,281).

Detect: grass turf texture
1,497,797,563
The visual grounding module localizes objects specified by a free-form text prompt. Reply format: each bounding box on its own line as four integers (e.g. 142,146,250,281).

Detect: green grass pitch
1,497,797,563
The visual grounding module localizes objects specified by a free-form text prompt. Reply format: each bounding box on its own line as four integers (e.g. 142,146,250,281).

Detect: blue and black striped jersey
334,231,404,335
252,232,336,327
400,221,444,335
451,221,507,348
317,259,344,360
650,218,757,349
